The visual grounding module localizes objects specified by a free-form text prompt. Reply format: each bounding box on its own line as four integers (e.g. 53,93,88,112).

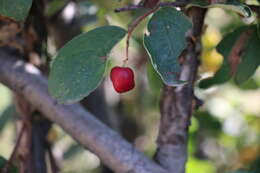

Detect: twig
124,7,159,66
115,4,143,13
2,123,26,173
47,145,60,173
0,48,168,173
228,29,253,75
115,1,188,13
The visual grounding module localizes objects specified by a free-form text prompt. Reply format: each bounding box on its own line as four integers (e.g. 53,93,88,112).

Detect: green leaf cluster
200,25,260,88
0,0,32,21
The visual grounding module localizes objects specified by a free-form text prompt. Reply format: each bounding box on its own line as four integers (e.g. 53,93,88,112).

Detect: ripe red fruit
110,66,135,93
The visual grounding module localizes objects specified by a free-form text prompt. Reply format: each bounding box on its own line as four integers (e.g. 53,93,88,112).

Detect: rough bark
0,48,168,173
154,7,206,173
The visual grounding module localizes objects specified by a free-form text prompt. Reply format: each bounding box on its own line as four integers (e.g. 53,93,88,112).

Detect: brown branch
115,4,143,13
124,7,159,65
0,48,168,173
115,1,188,13
154,7,206,173
2,123,26,173
228,29,253,75
47,145,60,173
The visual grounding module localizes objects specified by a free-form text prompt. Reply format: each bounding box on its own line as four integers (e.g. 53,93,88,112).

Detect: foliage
0,156,18,173
0,0,32,21
0,0,260,173
200,25,260,88
144,7,192,86
48,26,126,104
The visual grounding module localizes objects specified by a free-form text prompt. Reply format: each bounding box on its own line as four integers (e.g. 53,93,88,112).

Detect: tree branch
2,122,26,173
154,7,206,173
0,49,168,173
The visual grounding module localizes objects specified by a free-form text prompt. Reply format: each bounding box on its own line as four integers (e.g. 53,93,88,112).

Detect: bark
154,7,206,173
0,48,168,173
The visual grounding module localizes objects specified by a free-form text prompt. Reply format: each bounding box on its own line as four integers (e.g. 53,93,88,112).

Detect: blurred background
0,0,259,173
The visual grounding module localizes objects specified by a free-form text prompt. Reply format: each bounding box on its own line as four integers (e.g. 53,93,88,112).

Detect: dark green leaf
0,0,32,21
63,144,81,160
147,62,163,93
257,23,260,39
194,111,222,134
232,170,252,173
45,0,67,17
200,25,260,88
0,156,18,173
48,26,126,104
199,26,248,88
237,79,259,90
0,105,15,133
235,30,260,84
251,157,260,173
0,156,6,168
144,7,192,86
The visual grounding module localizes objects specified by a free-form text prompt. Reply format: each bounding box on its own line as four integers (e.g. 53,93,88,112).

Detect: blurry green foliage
199,25,260,88
0,0,32,21
45,0,66,16
0,156,19,173
146,62,163,94
0,105,15,134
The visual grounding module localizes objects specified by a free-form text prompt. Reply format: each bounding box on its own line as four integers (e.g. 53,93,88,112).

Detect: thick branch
0,49,168,173
155,8,206,173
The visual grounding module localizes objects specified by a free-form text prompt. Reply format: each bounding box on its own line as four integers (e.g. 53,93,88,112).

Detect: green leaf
235,30,260,84
147,62,163,93
199,25,260,88
257,23,260,39
199,26,248,88
144,7,192,86
232,170,252,173
48,26,126,104
0,156,6,168
0,156,19,173
187,0,255,24
45,0,67,17
237,79,259,90
194,111,222,133
0,0,33,21
0,105,15,134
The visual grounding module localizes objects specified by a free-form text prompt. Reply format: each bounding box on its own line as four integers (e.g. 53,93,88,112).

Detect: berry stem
123,7,159,66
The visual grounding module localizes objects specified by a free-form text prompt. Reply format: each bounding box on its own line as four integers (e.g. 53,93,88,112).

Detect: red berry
110,66,135,93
